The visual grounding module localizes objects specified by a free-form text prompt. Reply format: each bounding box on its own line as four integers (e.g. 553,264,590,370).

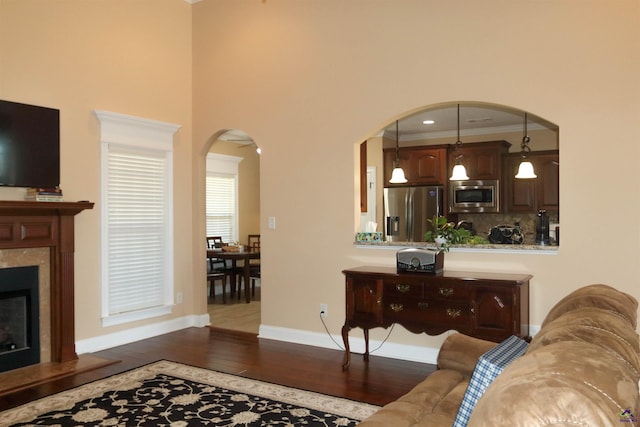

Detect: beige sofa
358,284,640,427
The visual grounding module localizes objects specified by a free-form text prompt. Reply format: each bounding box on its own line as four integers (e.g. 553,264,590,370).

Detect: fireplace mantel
0,200,94,363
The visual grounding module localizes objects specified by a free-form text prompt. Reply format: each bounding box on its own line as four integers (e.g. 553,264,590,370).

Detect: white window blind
205,153,241,244
107,148,167,315
96,110,179,327
206,173,236,243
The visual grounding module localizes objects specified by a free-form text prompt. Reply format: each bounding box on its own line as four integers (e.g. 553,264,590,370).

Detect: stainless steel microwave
449,179,499,213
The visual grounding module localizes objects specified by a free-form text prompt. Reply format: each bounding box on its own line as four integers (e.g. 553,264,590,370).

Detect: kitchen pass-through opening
0,265,40,373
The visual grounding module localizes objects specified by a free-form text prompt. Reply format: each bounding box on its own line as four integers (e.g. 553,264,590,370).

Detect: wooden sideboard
341,266,531,369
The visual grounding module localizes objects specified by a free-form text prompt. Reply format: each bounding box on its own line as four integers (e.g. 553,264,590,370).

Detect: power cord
319,312,395,355
319,311,345,351
369,323,395,354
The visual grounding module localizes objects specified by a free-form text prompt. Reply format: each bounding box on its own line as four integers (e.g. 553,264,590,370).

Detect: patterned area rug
0,360,379,426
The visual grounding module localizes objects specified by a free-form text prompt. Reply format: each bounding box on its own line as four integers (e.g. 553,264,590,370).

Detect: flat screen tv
0,99,60,188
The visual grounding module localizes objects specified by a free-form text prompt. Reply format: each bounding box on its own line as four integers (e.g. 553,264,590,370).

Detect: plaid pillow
453,335,528,427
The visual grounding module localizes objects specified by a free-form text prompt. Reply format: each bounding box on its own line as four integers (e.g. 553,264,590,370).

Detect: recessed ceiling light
422,120,435,125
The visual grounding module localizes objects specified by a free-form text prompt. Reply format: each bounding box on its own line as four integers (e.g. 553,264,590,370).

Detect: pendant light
515,112,537,179
389,120,408,183
449,104,469,181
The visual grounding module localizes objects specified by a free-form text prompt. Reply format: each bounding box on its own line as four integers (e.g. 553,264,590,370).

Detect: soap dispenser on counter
535,210,550,245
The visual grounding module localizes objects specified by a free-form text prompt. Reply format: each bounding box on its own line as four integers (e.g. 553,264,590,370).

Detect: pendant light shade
516,112,537,179
449,104,469,181
450,164,470,181
389,120,408,184
390,167,408,183
515,160,536,179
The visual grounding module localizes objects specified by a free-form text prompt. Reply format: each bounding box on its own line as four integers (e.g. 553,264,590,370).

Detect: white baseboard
258,324,441,365
75,313,211,354
258,324,542,365
77,315,540,363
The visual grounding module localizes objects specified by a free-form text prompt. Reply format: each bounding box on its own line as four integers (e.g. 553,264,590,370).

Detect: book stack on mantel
24,187,63,202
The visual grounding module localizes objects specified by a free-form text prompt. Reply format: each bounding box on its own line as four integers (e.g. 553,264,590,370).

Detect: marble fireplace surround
0,201,96,386
0,249,51,365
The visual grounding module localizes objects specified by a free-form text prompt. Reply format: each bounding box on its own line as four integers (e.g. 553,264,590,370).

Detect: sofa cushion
437,333,498,376
467,341,640,427
356,369,469,427
541,284,638,329
529,306,640,375
452,335,528,427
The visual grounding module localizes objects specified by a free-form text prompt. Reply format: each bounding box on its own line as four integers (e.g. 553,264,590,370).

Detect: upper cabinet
383,145,448,186
447,141,511,181
503,150,559,213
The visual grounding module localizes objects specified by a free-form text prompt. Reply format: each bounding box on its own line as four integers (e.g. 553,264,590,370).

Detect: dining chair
206,236,233,302
207,271,227,304
234,235,261,301
248,235,261,299
207,236,231,271
247,234,260,249
206,236,224,268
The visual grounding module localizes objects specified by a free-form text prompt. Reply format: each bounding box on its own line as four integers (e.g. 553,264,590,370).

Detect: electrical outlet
176,292,183,304
320,303,328,318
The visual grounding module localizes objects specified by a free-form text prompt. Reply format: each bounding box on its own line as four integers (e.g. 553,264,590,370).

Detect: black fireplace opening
0,265,40,373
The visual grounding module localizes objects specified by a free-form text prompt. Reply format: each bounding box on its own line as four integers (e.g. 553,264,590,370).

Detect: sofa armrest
437,333,498,377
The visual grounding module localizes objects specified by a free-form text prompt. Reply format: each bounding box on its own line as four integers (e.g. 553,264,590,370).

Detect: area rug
0,360,379,426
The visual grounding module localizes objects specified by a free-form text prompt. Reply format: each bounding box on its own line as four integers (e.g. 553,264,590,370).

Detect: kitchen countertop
354,240,559,253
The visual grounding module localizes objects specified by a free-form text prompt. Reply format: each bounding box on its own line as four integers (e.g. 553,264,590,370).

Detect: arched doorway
204,129,261,334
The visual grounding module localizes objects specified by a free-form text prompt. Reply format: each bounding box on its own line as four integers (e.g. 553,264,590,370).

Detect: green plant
424,216,488,252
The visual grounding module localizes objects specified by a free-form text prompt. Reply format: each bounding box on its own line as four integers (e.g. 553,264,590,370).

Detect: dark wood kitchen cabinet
503,150,559,213
341,266,531,369
383,146,448,185
447,140,511,181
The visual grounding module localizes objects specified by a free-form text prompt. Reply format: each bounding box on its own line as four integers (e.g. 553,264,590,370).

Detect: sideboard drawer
424,282,469,299
431,300,471,325
383,279,423,298
384,297,471,326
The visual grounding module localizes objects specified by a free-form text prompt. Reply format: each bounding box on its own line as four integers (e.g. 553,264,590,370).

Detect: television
0,99,60,188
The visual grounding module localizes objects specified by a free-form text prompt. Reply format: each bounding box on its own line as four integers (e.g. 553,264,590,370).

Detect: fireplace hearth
0,265,40,372
0,201,123,397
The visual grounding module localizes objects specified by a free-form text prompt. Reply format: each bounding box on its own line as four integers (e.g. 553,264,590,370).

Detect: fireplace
0,200,93,374
0,265,40,372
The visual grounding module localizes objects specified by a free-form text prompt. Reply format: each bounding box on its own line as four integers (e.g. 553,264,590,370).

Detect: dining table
206,248,260,303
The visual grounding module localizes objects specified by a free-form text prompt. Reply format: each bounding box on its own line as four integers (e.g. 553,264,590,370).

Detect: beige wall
0,0,194,340
2,0,640,358
192,0,640,351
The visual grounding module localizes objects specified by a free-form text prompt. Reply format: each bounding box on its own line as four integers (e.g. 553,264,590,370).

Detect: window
96,110,180,327
206,174,236,242
206,153,241,244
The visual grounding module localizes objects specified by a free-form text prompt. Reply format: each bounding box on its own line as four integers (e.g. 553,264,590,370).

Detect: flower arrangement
424,216,488,252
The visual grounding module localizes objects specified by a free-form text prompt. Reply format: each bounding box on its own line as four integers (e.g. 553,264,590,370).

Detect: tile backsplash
458,212,559,245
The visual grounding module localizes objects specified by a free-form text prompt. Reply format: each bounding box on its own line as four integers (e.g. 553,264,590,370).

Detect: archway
204,129,261,334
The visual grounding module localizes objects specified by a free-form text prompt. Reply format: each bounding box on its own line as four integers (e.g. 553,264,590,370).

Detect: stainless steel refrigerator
384,186,443,242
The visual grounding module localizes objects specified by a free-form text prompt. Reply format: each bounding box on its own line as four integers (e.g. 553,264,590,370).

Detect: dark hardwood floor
0,326,436,412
